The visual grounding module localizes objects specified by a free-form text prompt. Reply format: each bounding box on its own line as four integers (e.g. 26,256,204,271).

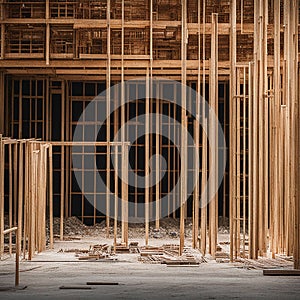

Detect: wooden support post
65,83,69,219
155,96,160,230
37,147,42,252
251,0,259,259
38,145,46,252
121,142,128,246
248,62,253,258
262,0,269,256
49,144,53,249
114,145,118,253
15,227,19,286
0,72,4,134
280,105,286,253
0,24,4,60
18,142,23,255
45,0,50,65
192,0,201,250
0,19,4,61
45,78,49,141
294,0,300,270
229,0,237,262
236,69,241,255
120,0,127,245
106,0,111,238
242,67,246,257
29,144,37,260
283,0,290,255
46,24,50,66
60,82,65,241
18,80,22,138
145,67,150,245
13,143,17,226
23,141,29,258
8,143,12,255
179,0,187,256
113,88,119,251
0,134,4,257
209,13,218,258
193,119,199,249
271,0,281,256
290,0,298,257
295,59,300,270
123,143,128,247
200,0,207,256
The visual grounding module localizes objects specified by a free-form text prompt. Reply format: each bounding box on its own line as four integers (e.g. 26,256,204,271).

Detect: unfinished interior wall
0,0,299,267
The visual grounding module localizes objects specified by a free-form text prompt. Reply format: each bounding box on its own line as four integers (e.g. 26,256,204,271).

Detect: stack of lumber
139,244,206,265
129,242,140,253
215,244,230,260
233,256,294,270
115,243,130,254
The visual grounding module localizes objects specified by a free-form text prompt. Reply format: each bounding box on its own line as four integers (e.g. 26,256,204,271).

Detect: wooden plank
3,226,18,235
59,286,92,290
86,282,119,286
263,269,300,276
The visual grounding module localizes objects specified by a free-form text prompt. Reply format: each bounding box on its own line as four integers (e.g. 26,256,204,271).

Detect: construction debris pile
58,244,117,261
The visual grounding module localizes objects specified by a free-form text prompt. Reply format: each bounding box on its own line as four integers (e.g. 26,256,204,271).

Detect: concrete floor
1,237,300,299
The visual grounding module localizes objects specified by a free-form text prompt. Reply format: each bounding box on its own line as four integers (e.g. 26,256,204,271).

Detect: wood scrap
86,282,119,285
59,286,92,290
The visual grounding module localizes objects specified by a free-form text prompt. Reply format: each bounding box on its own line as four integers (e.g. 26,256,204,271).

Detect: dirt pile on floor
51,216,230,239
53,216,89,236
52,216,195,239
